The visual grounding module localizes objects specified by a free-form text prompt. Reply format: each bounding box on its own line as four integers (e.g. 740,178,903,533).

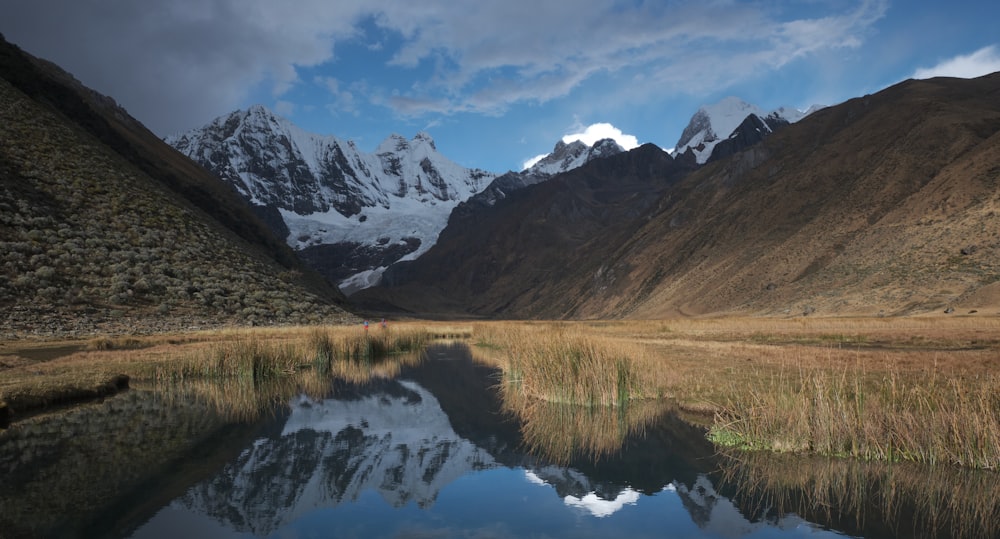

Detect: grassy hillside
0,40,353,337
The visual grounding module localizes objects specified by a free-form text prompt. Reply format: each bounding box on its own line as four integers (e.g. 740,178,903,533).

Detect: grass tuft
473,322,658,407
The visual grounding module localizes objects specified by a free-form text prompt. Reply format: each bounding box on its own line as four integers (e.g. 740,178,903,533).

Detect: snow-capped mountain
462,137,625,209
166,105,495,293
166,106,624,294
674,97,822,164
527,138,625,176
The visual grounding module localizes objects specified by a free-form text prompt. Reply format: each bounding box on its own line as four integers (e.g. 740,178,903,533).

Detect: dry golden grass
4,316,999,469
493,376,675,463
469,317,1000,469
0,322,443,417
472,322,661,406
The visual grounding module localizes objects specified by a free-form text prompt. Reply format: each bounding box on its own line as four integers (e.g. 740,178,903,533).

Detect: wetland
1,318,998,537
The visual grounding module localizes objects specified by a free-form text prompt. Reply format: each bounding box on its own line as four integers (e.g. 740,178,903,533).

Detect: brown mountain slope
359,74,1000,318
0,36,352,336
614,74,1000,318
353,144,696,317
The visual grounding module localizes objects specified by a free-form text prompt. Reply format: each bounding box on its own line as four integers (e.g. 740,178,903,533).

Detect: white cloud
563,489,641,518
366,0,889,116
562,123,639,150
522,122,639,170
0,0,889,133
911,45,1000,80
274,100,296,117
521,153,550,171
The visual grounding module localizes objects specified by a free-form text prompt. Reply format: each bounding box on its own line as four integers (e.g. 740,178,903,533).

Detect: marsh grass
6,316,1000,472
0,323,440,422
710,361,1000,469
147,325,432,383
716,450,1000,539
473,322,659,407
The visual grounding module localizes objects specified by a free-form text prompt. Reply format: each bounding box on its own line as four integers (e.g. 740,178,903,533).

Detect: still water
1,344,997,538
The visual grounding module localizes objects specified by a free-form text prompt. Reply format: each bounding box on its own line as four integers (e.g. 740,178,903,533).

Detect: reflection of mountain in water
167,345,841,536
178,345,723,533
673,475,817,538
179,378,497,534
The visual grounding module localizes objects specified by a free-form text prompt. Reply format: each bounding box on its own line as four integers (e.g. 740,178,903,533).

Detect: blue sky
3,1,999,173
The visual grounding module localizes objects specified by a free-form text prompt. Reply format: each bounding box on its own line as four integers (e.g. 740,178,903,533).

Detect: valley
1,27,999,539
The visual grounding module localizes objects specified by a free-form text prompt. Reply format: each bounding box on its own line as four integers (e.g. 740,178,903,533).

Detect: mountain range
356,74,1000,318
2,30,999,329
164,96,818,295
166,107,627,294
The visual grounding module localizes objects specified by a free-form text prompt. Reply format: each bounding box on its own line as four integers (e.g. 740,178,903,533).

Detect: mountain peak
245,103,272,116
168,113,495,294
590,138,624,157
674,97,818,164
525,137,622,177
377,133,409,154
412,131,436,150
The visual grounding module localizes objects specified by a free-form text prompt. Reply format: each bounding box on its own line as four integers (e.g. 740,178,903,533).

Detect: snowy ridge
166,105,495,291
525,138,625,176
166,108,629,292
674,97,823,164
463,137,626,210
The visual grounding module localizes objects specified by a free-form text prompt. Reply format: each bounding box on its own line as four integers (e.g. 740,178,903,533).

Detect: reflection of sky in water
5,344,992,539
562,489,641,518
267,468,844,539
125,342,855,539
135,468,846,539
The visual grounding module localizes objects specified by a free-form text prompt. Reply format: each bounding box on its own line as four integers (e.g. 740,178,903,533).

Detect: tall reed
711,362,1000,470
473,322,657,406
307,325,430,371
160,333,303,382
149,325,432,383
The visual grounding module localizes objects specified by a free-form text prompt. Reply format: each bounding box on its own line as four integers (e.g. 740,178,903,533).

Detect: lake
1,343,996,538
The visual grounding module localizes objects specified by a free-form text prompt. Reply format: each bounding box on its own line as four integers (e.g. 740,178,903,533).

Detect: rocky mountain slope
358,74,1000,318
167,109,625,294
468,138,625,209
0,35,351,336
357,143,697,316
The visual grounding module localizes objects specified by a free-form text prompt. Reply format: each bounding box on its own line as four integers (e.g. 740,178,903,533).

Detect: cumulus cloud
0,0,889,135
522,122,639,170
911,45,1000,80
522,154,550,171
562,123,639,150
